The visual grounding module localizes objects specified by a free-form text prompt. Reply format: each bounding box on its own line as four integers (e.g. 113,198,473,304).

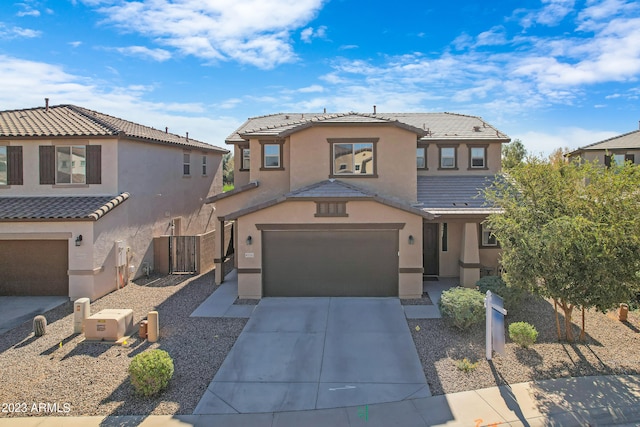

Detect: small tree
222,152,234,187
502,139,527,170
486,157,640,341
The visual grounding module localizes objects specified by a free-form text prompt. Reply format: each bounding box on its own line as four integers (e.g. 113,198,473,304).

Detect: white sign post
485,290,508,360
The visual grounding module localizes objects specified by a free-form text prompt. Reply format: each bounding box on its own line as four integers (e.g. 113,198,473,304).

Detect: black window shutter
625,154,635,164
7,146,23,185
604,155,611,168
39,146,55,184
86,145,102,184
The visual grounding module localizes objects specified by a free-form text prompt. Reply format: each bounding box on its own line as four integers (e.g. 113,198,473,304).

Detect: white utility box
73,298,91,334
84,309,133,341
115,240,127,267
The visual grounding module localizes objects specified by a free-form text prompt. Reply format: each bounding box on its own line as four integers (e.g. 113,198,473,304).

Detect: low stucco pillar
459,222,480,288
214,219,225,285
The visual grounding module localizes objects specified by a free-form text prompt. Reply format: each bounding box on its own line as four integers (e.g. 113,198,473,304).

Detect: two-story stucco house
0,103,227,300
208,111,509,299
567,128,640,166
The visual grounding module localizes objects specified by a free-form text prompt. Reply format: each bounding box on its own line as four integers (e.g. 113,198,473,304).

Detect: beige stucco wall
0,138,119,196
235,199,424,299
288,126,419,202
418,142,503,176
233,144,250,187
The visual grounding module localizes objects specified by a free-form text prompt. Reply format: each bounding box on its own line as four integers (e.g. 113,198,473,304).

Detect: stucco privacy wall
0,138,119,196
117,139,222,277
0,221,94,299
235,199,424,299
288,126,419,201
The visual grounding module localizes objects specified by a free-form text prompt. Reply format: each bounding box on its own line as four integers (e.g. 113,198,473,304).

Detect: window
315,201,348,217
613,154,626,166
56,146,86,184
417,147,426,169
481,224,498,247
439,146,457,169
441,223,448,252
605,153,634,167
260,141,284,170
202,155,207,175
241,147,250,171
264,144,280,168
331,141,375,176
0,146,6,185
183,153,190,176
469,146,487,168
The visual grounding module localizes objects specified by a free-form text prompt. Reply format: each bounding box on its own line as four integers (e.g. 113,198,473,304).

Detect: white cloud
297,84,324,93
338,44,358,50
0,22,41,39
300,25,327,43
69,41,82,48
88,0,327,69
112,46,172,62
513,127,619,156
0,54,238,147
517,0,576,28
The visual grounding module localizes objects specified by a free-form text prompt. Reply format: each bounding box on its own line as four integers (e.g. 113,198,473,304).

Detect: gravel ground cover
410,293,640,396
0,271,246,418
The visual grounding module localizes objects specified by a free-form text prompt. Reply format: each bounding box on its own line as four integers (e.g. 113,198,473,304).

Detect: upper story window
329,138,378,178
0,146,6,185
605,153,635,167
241,147,250,171
202,155,207,175
469,145,488,169
0,146,23,186
260,141,284,171
56,146,86,184
39,145,100,185
183,153,191,176
439,145,458,169
417,146,427,169
315,201,348,217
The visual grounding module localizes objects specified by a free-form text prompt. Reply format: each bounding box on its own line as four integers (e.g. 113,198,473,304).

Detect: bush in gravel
455,357,479,373
509,322,538,348
129,349,174,397
438,287,485,330
475,276,524,310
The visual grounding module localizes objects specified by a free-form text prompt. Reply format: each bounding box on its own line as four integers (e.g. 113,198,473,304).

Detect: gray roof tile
570,129,640,154
0,105,228,153
417,175,500,211
286,180,375,199
0,193,129,221
227,112,510,143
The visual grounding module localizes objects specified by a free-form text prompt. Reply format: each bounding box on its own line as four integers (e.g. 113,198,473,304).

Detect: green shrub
509,322,538,348
438,287,485,330
455,357,479,373
475,276,524,310
128,349,174,397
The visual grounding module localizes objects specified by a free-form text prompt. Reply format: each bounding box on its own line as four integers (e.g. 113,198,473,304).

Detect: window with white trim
470,146,486,168
417,147,426,169
440,147,456,169
264,144,280,168
183,153,191,176
241,147,250,170
481,224,498,247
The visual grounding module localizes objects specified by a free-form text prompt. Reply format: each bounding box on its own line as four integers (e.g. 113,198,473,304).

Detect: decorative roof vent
473,126,481,132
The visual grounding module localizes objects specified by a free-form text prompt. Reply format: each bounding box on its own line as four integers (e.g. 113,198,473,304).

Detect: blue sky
1,0,639,155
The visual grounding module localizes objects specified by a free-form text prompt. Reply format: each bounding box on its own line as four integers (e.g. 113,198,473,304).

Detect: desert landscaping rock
0,271,246,417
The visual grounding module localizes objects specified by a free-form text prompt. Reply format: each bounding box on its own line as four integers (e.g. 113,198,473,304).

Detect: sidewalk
1,375,640,426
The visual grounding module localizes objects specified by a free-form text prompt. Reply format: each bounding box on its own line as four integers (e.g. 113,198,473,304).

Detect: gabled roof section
417,175,502,215
568,129,640,156
220,180,434,220
0,105,228,153
227,112,510,143
0,193,129,222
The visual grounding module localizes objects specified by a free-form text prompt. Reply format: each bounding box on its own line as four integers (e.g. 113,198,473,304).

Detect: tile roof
0,193,129,221
286,179,375,199
227,112,510,143
569,129,640,155
0,105,228,153
417,175,501,213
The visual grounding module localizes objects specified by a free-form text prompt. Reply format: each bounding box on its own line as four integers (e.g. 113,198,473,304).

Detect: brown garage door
263,230,398,297
0,240,69,296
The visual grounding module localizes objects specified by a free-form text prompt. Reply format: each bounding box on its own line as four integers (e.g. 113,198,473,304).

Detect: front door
423,223,439,276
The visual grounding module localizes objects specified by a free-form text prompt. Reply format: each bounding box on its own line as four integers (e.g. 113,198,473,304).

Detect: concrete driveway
0,296,68,335
195,297,430,414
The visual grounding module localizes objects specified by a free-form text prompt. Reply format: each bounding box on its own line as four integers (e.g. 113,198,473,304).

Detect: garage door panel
263,230,398,297
0,240,69,296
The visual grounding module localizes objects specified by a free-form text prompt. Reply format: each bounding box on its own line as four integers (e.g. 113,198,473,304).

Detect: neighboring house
208,111,510,299
567,128,640,166
0,103,227,300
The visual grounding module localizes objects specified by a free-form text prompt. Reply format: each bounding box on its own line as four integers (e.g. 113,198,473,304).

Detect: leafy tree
548,146,570,166
485,158,640,341
501,139,527,169
222,152,234,186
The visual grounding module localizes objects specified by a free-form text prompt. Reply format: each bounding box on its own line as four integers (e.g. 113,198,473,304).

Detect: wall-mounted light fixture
408,235,415,245
75,234,83,247
246,236,253,245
